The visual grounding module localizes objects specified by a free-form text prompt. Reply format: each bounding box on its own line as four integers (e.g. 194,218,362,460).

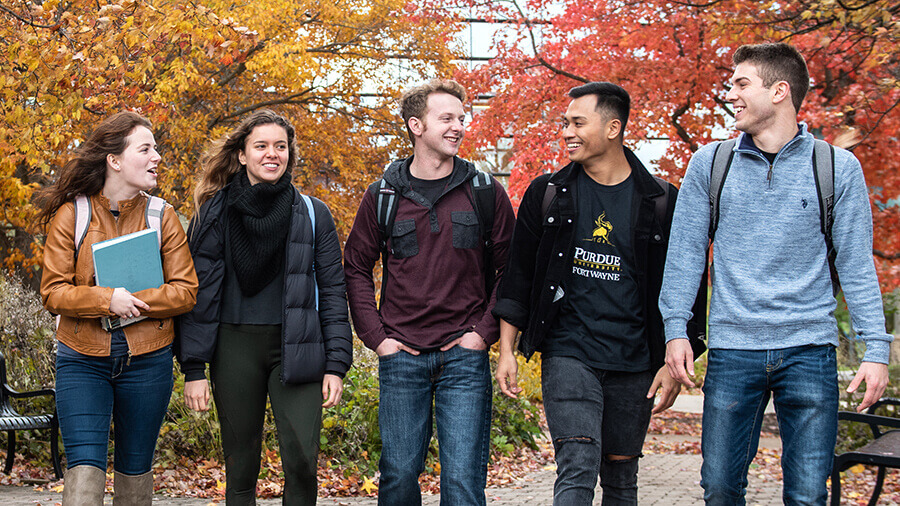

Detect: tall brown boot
62,465,106,505
113,470,154,506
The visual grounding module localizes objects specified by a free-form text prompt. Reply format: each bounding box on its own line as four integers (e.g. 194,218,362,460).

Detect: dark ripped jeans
542,356,654,506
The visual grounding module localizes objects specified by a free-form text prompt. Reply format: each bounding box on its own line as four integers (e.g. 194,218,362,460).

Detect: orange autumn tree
0,0,459,276
428,0,900,287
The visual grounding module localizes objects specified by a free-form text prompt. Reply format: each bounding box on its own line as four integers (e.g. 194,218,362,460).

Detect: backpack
63,193,166,331
371,161,496,302
707,138,838,294
72,193,166,262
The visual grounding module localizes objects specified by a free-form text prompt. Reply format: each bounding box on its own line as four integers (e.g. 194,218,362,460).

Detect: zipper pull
767,164,773,189
126,349,132,366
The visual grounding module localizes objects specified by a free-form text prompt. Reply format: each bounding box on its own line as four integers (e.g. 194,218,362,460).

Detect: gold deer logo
590,212,613,245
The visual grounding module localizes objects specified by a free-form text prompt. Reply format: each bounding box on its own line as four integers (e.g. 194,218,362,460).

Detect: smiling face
562,95,619,168
411,92,465,159
238,123,290,185
726,62,779,136
110,126,160,194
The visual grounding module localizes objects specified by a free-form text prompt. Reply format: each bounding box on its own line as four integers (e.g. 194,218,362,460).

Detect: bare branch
874,249,900,260
671,103,699,152
852,95,900,148
509,0,588,83
207,88,316,128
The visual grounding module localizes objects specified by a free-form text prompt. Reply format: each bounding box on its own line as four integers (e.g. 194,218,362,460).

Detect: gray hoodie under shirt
659,124,892,364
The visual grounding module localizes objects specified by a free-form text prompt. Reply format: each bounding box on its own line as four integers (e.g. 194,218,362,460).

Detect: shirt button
561,188,567,192
654,234,662,241
550,286,555,290
567,219,572,223
547,217,555,223
558,252,563,257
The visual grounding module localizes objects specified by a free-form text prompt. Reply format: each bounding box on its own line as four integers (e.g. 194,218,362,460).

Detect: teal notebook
91,228,164,293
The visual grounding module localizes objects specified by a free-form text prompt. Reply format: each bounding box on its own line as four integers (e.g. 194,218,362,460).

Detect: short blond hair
400,79,467,145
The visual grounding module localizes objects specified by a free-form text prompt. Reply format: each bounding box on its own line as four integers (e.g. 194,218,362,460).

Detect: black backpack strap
368,176,401,306
652,176,669,228
470,169,495,247
541,182,557,218
469,167,496,294
709,138,737,240
812,139,838,295
374,178,400,252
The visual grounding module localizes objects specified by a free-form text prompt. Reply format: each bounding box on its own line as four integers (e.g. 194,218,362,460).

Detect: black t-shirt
408,170,452,207
540,169,649,372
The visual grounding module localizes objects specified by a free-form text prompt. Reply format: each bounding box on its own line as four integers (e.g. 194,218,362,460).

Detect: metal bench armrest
837,411,900,429
867,397,900,414
2,384,56,400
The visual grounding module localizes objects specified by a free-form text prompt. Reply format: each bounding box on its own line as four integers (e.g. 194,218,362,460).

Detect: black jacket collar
549,146,664,198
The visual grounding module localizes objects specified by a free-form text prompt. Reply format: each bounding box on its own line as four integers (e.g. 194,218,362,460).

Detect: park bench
0,350,62,479
831,397,900,506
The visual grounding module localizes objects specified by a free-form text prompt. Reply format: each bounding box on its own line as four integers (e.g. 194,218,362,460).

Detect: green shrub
0,273,56,391
320,343,381,475
319,343,544,476
158,371,224,464
0,274,58,467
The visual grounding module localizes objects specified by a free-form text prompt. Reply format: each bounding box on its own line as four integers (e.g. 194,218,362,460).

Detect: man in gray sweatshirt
659,42,891,505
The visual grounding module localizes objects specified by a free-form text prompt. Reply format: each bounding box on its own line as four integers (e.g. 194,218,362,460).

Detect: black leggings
211,324,322,505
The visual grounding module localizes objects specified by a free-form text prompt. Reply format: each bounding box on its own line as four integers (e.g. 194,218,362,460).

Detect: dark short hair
400,79,467,145
733,43,809,113
568,82,631,134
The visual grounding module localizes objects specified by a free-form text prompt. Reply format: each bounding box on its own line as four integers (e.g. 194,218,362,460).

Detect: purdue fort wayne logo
572,211,621,280
587,211,613,246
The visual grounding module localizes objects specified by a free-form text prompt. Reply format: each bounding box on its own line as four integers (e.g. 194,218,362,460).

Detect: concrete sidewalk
0,452,783,505
0,395,786,505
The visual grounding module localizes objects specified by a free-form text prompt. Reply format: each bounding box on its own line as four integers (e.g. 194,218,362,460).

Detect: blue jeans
701,345,838,505
55,345,174,474
542,356,654,506
377,345,492,506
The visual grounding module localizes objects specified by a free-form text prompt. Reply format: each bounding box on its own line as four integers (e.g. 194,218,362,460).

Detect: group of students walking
37,41,891,506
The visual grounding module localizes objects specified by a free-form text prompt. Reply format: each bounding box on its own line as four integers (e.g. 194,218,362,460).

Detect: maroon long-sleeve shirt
343,157,515,351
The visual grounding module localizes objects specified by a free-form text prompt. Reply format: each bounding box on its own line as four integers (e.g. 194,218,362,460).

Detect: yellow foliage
515,353,543,402
489,348,543,402
0,0,462,274
360,476,378,494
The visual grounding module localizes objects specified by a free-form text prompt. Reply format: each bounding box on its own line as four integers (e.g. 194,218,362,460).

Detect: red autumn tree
428,0,900,287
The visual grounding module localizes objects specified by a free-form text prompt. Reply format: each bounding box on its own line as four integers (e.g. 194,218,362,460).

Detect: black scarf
226,170,294,296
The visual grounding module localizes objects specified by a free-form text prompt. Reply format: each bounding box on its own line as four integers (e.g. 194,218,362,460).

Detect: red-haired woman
38,111,198,504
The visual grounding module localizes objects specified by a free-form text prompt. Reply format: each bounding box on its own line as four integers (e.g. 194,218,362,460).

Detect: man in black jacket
493,82,705,505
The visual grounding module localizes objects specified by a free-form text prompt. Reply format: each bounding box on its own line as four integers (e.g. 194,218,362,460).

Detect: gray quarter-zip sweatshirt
659,124,891,363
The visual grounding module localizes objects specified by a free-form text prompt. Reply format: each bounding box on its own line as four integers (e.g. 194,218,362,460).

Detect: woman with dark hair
38,111,198,504
177,109,352,505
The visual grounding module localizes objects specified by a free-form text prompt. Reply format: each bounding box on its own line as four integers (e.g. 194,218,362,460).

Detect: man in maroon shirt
344,78,515,505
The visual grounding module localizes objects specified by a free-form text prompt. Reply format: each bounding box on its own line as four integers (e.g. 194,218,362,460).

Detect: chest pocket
390,219,419,258
451,211,480,249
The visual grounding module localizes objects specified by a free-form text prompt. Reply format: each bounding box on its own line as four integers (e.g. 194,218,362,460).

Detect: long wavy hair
194,109,298,214
35,111,152,228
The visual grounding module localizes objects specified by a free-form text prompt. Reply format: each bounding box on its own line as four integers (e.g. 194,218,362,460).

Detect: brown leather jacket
41,193,198,356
